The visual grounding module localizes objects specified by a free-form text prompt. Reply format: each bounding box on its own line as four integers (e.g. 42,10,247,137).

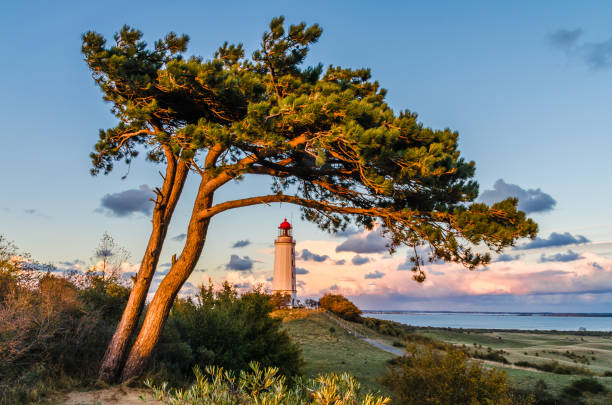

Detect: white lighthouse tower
272,218,296,307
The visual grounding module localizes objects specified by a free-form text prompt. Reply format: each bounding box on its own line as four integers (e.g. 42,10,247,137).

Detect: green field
420,328,612,403
278,310,612,403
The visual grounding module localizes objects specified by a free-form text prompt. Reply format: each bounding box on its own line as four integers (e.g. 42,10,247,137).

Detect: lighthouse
272,218,297,307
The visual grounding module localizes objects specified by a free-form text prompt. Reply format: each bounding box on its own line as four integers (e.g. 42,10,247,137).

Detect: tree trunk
98,158,188,383
119,192,214,382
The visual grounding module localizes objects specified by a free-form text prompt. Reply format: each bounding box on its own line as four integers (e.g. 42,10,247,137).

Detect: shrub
152,282,302,382
319,294,362,322
0,272,127,404
513,360,593,376
562,377,606,397
471,348,510,364
381,345,532,405
146,362,390,405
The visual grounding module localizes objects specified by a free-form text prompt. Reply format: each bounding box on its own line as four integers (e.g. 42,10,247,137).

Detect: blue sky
1,1,611,311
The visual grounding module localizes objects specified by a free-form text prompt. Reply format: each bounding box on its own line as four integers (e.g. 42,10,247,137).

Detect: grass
274,310,394,392
417,327,612,403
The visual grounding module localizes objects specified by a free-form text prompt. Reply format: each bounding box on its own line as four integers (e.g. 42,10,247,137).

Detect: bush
382,345,533,405
471,348,510,364
562,378,606,397
363,317,412,338
152,282,302,382
513,360,593,375
146,362,390,405
0,272,128,404
319,294,362,322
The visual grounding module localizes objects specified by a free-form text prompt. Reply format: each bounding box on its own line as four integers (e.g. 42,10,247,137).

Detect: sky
1,1,612,312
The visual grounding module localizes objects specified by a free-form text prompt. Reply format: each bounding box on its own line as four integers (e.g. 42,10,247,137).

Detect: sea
364,311,612,331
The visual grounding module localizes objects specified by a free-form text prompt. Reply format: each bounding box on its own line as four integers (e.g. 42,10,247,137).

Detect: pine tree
82,17,537,382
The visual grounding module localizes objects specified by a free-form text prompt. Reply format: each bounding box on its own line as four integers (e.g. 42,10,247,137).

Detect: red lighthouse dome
278,218,292,237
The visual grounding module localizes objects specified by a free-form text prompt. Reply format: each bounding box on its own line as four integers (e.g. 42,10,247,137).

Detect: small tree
382,345,531,405
90,232,130,281
319,293,362,322
83,17,537,381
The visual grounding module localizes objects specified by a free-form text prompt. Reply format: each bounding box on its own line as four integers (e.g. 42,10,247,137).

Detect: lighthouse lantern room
272,218,296,307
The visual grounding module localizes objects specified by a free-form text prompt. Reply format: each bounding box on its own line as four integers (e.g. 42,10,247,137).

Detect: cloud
299,248,329,262
99,185,154,217
352,255,370,265
583,38,612,69
364,270,385,279
549,28,612,69
156,262,172,275
550,28,583,49
23,208,50,218
591,262,604,270
517,232,589,250
336,231,387,254
225,255,254,271
335,259,346,265
479,179,556,214
397,257,414,271
334,228,359,238
232,239,251,248
171,233,187,242
58,259,85,268
296,267,309,275
329,284,339,291
234,282,251,289
351,255,370,266
540,249,583,263
265,236,612,311
494,253,521,262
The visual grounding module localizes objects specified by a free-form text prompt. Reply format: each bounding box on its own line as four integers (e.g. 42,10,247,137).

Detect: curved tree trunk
98,157,188,383
120,193,214,382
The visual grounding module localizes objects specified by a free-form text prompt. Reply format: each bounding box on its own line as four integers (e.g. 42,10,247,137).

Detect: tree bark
98,156,188,383
119,189,214,382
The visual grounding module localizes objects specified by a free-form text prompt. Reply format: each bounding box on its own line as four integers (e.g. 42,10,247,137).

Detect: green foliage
153,282,302,381
511,377,609,405
79,275,131,321
471,347,510,364
513,360,593,376
319,294,362,322
146,362,390,405
382,345,532,405
562,378,606,397
83,16,538,281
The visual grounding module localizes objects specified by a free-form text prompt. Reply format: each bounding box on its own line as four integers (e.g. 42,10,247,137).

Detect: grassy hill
272,309,393,392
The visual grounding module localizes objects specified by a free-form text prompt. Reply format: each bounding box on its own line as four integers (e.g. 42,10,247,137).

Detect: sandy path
62,387,161,405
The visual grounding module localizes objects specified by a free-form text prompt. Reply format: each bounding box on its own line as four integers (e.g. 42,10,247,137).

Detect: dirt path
322,311,551,373
62,387,161,405
323,311,405,356
362,337,405,356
